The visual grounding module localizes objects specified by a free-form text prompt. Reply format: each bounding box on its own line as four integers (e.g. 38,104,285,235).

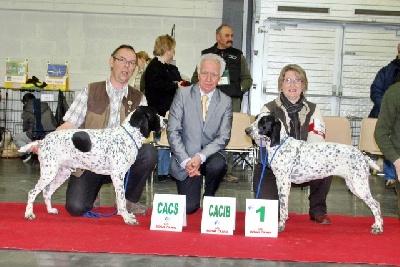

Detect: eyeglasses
113,56,136,67
282,78,303,84
199,71,220,79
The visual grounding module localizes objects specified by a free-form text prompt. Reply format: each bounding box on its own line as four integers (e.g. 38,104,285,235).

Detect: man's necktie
201,95,209,121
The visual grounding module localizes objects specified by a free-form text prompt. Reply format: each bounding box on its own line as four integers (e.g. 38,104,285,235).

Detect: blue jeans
384,159,396,181
157,149,170,175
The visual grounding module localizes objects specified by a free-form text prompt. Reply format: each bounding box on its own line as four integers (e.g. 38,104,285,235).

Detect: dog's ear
129,107,150,138
269,115,282,147
139,117,150,138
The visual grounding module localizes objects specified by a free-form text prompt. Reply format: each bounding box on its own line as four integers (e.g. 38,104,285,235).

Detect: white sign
40,94,54,102
5,75,26,83
150,194,186,232
201,196,236,235
245,199,278,238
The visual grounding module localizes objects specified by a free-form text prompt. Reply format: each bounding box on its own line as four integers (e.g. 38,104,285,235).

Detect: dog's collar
259,135,289,168
121,125,139,150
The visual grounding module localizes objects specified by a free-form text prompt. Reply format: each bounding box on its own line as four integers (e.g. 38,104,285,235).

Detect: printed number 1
256,206,265,222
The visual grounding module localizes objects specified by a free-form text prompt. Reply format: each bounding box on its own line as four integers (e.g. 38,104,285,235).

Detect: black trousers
176,152,227,214
65,144,157,216
252,163,332,217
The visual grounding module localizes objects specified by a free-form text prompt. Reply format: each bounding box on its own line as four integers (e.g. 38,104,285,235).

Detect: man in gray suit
167,53,233,214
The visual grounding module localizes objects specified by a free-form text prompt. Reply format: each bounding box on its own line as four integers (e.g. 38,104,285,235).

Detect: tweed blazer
167,84,233,181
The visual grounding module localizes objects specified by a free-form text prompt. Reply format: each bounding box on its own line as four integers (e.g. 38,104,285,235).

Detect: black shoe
30,154,39,166
157,175,167,183
20,153,32,163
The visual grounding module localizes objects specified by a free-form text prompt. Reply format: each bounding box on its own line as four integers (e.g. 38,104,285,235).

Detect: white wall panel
0,0,223,18
257,0,400,24
251,0,400,118
0,1,223,90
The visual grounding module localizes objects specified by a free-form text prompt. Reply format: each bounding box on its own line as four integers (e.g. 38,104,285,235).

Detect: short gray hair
196,53,226,77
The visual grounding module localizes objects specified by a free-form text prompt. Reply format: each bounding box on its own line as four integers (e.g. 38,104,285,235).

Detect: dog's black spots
72,131,92,152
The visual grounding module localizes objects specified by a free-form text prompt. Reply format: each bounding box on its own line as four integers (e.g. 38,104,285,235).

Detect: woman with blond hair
130,50,151,91
145,34,189,182
252,64,333,225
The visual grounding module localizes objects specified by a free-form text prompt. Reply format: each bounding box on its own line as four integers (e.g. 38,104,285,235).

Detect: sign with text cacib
150,194,186,232
245,199,278,238
201,196,236,235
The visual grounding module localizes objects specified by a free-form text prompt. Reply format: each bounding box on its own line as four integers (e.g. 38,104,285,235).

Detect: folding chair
358,118,383,175
358,118,382,155
323,116,353,145
224,112,256,175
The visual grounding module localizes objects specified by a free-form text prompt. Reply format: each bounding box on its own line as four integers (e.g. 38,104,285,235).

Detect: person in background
57,44,157,216
144,34,188,183
14,93,56,162
374,80,400,219
168,53,232,214
129,50,151,92
369,43,400,189
191,24,252,183
252,64,332,225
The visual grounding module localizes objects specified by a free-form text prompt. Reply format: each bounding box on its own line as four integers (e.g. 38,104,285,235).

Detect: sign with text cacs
150,194,186,232
201,196,236,235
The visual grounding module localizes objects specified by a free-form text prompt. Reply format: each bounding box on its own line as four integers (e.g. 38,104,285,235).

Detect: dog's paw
48,208,59,214
278,222,286,232
123,214,139,225
24,213,36,220
371,224,383,234
124,218,139,225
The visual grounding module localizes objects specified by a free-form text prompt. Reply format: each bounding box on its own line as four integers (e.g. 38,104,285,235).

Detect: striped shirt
63,79,147,128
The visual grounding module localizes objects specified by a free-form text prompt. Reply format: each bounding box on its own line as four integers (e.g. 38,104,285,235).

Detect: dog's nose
245,127,251,136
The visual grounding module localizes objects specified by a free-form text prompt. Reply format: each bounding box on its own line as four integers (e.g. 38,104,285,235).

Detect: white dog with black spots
21,106,163,226
245,113,383,234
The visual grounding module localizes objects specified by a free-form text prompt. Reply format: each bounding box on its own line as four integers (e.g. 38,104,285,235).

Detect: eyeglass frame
282,78,303,84
199,71,220,80
112,56,136,67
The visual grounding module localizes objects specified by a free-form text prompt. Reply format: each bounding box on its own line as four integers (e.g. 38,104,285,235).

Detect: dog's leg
277,174,291,232
25,163,63,220
42,166,71,214
347,173,383,234
25,185,41,220
111,171,139,225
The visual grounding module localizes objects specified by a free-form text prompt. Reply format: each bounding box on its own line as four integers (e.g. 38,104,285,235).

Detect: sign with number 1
245,199,278,237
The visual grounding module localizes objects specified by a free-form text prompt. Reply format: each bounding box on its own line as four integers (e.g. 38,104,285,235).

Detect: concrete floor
0,157,398,267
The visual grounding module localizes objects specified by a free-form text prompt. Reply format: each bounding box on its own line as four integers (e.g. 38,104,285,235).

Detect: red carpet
1,203,400,265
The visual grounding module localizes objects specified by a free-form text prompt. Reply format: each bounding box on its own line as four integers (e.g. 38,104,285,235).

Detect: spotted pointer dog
245,113,383,234
22,106,162,225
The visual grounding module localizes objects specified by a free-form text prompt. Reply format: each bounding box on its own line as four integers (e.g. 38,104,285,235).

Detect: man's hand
56,121,77,131
185,154,202,177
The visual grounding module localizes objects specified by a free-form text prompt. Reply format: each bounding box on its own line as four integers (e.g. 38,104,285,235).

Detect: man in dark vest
191,24,253,182
56,44,157,216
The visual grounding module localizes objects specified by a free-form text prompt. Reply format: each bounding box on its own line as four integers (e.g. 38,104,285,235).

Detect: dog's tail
365,155,381,171
18,140,40,154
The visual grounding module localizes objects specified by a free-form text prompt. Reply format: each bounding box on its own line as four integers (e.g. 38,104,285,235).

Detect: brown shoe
223,174,239,183
310,214,331,225
126,200,148,215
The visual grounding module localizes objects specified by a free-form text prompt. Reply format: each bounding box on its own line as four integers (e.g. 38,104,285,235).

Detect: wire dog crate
347,116,363,147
